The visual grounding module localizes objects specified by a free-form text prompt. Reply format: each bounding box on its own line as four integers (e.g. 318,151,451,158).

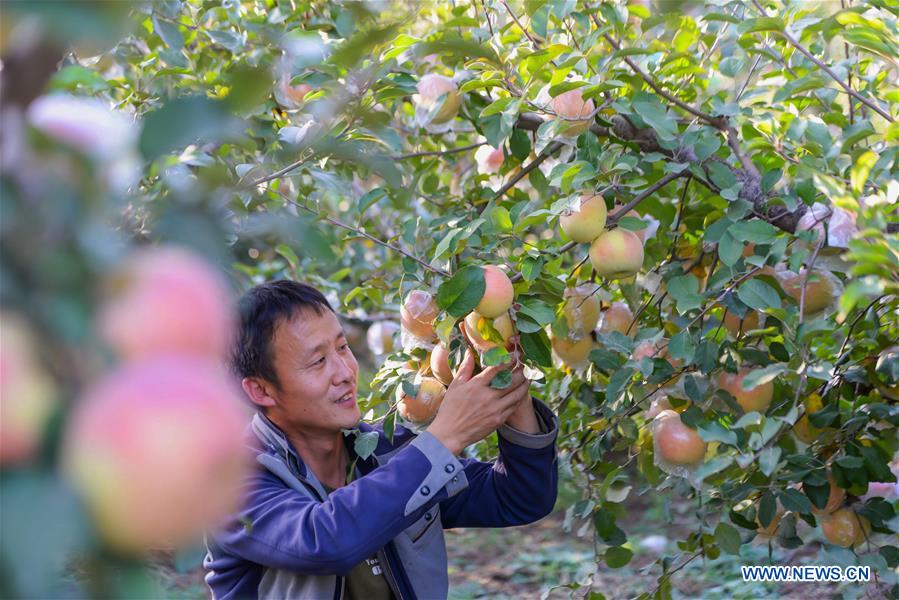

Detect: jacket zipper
376,547,404,600
279,442,408,600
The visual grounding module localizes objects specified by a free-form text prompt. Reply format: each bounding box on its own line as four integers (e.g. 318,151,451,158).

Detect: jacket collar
249,412,378,480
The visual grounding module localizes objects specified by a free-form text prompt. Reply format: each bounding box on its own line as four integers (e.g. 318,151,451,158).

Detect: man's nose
333,351,355,383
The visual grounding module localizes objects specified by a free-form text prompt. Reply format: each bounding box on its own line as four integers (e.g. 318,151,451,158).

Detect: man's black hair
233,279,333,390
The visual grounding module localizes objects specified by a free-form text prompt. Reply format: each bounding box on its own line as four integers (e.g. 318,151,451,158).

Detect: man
205,280,558,599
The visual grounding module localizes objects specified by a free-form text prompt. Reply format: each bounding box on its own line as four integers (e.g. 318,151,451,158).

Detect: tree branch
608,171,687,224
595,22,724,129
491,141,563,201
276,192,451,278
393,141,485,160
751,0,893,122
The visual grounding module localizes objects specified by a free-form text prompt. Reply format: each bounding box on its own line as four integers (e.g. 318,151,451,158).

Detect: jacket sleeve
438,398,559,529
208,432,467,576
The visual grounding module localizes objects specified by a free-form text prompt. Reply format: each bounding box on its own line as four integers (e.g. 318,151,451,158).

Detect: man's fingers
496,379,530,407
452,350,476,384
472,362,508,383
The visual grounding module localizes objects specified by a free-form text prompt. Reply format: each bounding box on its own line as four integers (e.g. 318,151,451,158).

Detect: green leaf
50,65,109,93
880,546,899,569
593,509,626,546
520,256,544,282
517,299,555,325
728,220,778,244
632,94,678,141
778,488,812,514
520,329,552,368
758,447,781,477
489,368,513,389
758,491,777,528
436,266,486,317
851,150,878,195
715,522,742,555
741,364,787,390
139,96,244,160
604,546,633,569
667,275,703,313
152,14,184,50
509,129,531,161
482,346,511,367
480,97,515,118
353,430,380,460
717,231,742,267
737,279,782,311
738,17,784,34
668,330,695,363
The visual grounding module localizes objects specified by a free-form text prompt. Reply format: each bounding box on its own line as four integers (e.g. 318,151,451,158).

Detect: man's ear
241,377,278,409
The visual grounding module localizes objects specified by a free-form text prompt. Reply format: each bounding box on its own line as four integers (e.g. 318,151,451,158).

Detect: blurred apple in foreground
0,313,59,466
62,358,249,554
98,246,235,361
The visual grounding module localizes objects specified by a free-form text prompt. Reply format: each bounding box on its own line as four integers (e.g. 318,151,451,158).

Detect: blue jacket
204,398,559,599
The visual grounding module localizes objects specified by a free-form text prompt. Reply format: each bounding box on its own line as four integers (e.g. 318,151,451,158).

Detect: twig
647,551,703,597
683,265,765,331
479,0,494,37
492,141,563,201
595,21,724,128
821,294,889,396
502,0,539,48
276,192,451,278
608,171,688,223
393,141,485,160
751,0,893,122
246,152,313,187
736,54,762,103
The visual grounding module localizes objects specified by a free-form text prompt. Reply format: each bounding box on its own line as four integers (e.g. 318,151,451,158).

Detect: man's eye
312,357,326,366
339,343,350,351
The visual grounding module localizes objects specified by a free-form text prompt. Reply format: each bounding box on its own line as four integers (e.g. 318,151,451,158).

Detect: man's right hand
426,350,530,455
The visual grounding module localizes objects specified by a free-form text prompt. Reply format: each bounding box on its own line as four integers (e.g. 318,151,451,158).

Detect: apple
415,74,461,124
400,290,440,341
551,334,593,368
275,75,313,109
397,377,446,425
793,393,825,444
62,357,249,554
475,144,504,175
559,193,607,243
0,313,59,466
716,368,774,413
429,342,455,386
562,284,601,339
463,311,515,353
366,321,400,356
550,87,595,137
652,410,707,466
597,302,634,337
589,228,645,278
475,265,514,319
776,268,840,315
98,246,235,361
633,339,682,370
645,395,673,419
820,508,871,548
803,472,846,515
721,309,759,337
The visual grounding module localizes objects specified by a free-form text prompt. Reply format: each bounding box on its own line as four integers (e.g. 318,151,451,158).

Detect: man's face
265,308,360,436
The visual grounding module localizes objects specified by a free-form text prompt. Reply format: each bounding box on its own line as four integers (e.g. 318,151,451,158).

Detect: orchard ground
151,477,885,599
